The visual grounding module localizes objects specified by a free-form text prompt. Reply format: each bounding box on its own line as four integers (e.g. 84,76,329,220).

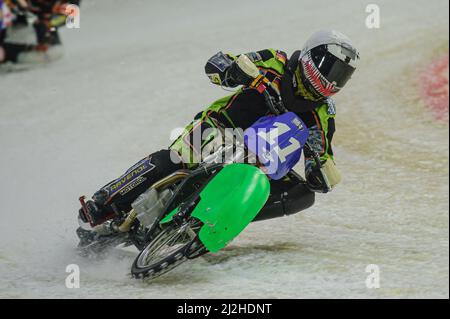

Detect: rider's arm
204,49,287,87
303,99,341,191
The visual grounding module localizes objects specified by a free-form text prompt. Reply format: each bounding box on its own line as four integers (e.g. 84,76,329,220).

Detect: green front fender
161,164,270,252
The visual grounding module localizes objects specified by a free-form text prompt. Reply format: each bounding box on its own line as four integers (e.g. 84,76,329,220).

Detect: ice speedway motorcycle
76,85,332,280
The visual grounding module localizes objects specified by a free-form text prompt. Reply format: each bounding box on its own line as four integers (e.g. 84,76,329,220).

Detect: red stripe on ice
419,54,449,121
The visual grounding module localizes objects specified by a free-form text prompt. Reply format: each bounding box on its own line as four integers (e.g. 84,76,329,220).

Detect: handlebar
261,83,287,115
303,142,332,193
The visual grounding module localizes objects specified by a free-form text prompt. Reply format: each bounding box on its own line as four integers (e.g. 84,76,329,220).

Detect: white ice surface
0,0,448,298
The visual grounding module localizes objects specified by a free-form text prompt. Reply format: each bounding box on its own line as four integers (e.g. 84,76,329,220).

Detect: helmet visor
310,45,356,88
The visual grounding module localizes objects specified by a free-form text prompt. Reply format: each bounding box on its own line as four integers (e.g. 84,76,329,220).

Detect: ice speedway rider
77,30,360,241
0,0,80,66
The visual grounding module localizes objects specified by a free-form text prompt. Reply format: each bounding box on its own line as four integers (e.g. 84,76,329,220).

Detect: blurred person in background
1,0,80,68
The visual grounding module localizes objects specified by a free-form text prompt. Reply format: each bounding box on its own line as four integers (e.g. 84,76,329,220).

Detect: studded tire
131,220,203,280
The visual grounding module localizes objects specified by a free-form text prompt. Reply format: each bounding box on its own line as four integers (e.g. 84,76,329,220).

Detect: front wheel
131,219,204,280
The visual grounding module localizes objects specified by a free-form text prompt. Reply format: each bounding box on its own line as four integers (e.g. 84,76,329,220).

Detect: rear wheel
131,219,203,280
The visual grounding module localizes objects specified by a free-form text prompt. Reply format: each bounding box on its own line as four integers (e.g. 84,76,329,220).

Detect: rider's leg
80,149,184,226
253,176,315,222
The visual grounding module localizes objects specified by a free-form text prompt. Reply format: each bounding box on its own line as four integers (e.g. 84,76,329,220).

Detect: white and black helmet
299,30,360,98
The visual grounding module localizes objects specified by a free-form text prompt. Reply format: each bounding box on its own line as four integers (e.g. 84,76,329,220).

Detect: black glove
226,60,255,86
205,52,261,88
